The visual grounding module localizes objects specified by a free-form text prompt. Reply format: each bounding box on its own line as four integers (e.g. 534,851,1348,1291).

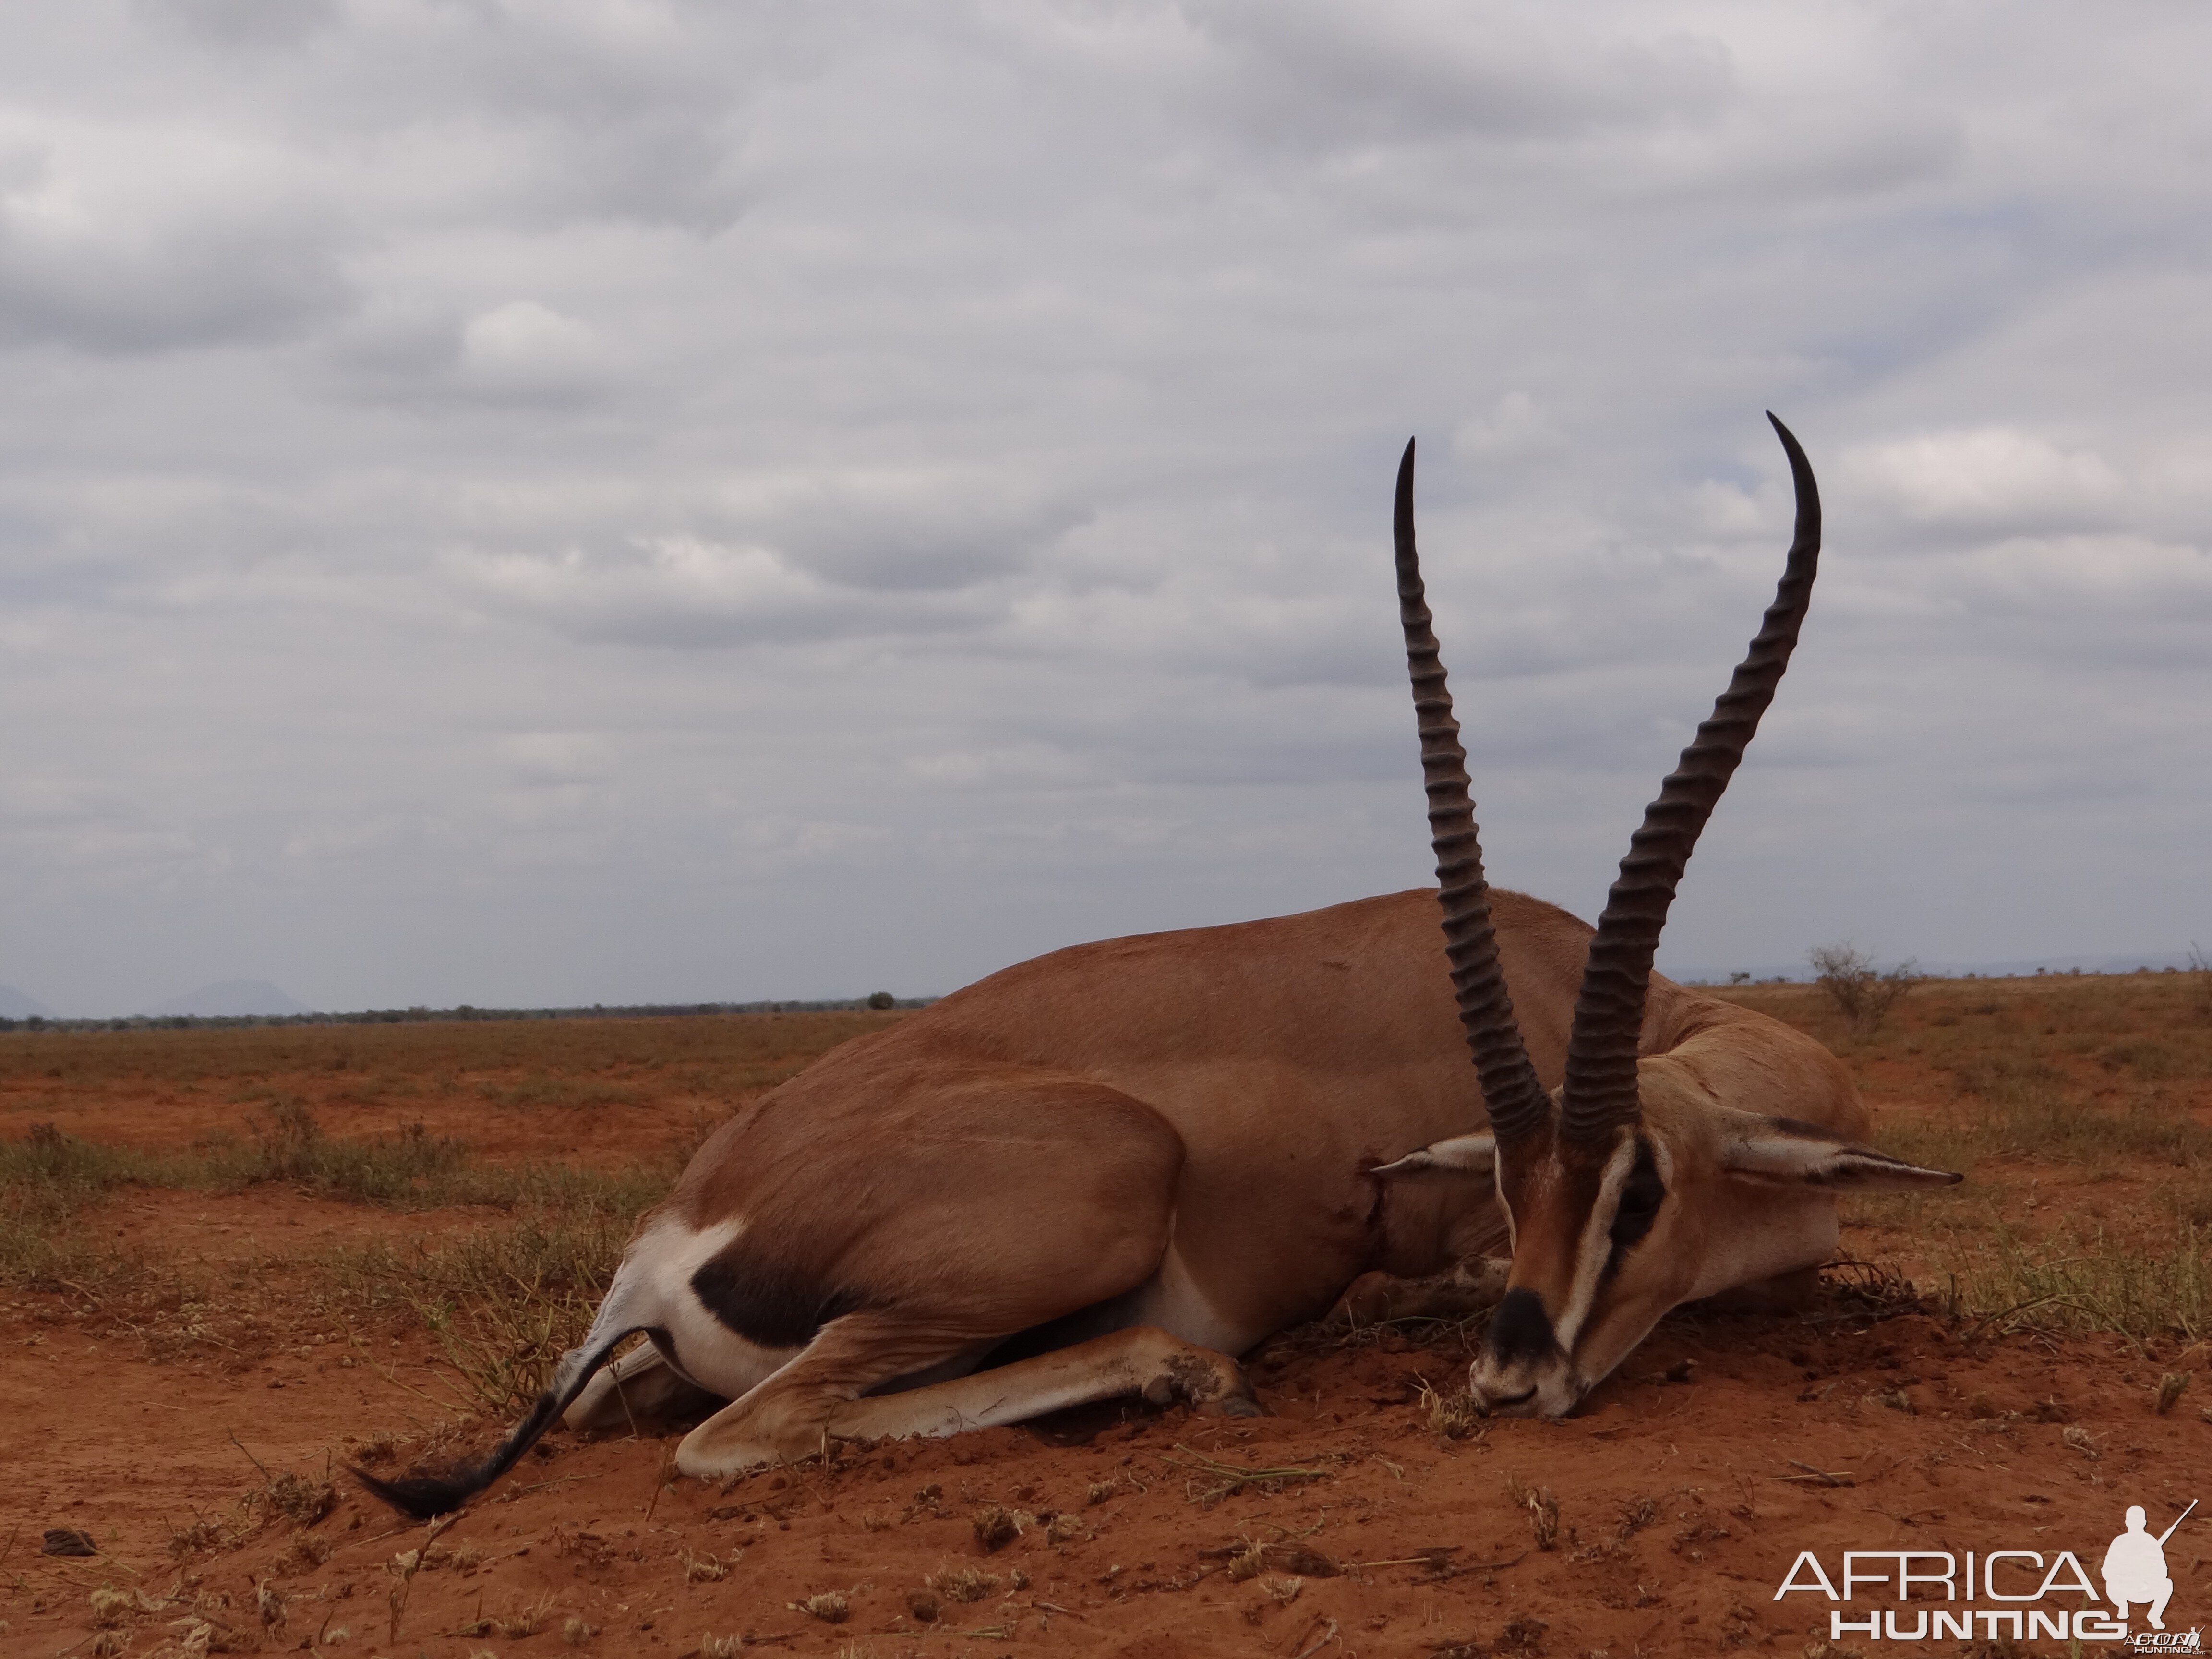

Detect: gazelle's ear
1371,1133,1495,1181
1721,1117,1962,1192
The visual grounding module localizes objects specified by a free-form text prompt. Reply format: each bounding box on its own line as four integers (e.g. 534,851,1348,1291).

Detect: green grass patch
1934,1221,2212,1348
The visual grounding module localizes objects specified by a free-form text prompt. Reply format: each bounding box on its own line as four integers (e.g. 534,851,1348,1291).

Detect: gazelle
360,417,1958,1519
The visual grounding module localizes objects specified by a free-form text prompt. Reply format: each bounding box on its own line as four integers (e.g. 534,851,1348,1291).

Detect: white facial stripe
1549,1135,1643,1357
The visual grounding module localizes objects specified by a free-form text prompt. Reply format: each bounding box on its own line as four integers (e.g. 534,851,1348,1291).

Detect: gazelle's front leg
1322,1256,1509,1332
674,1318,1259,1477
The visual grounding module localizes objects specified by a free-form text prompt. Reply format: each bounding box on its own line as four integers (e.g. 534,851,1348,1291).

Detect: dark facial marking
1606,1137,1666,1259
690,1248,865,1349
1484,1286,1558,1366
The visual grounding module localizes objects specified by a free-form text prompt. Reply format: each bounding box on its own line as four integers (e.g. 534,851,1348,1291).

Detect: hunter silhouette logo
1774,1496,2198,1645
2107,1500,2194,1637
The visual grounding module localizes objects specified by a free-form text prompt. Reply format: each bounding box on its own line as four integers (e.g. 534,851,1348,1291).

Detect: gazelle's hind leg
675,1314,1257,1477
564,1338,724,1432
1323,1257,1510,1332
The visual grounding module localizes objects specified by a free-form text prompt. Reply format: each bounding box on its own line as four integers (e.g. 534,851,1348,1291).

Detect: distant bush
866,991,896,1010
1808,942,1918,1038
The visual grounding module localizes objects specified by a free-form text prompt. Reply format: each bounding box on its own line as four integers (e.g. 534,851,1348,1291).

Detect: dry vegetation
1714,964,2212,1347
1,1013,899,1420
5,982,2211,1656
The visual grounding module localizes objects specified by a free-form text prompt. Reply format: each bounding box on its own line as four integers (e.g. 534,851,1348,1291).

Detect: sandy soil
7,997,2211,1659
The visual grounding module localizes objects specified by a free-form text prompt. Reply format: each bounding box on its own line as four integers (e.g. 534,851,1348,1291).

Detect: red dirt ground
7,998,2212,1659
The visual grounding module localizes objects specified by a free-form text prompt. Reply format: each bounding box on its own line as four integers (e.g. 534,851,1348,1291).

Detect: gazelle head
1385,417,1960,1418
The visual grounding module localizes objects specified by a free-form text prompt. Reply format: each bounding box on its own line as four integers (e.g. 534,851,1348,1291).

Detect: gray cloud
1183,0,1737,150
0,131,352,352
0,1,2207,1013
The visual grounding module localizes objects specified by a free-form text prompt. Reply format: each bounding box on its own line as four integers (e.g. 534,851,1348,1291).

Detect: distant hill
139,980,315,1018
0,984,57,1019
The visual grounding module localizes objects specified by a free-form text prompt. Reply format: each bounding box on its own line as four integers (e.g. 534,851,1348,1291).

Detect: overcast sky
0,0,2206,1015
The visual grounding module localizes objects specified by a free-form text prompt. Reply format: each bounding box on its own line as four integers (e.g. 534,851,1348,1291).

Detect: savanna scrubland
4,970,2210,1657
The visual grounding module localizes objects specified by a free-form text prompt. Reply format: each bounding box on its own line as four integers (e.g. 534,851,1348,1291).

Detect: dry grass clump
791,1590,853,1623
1417,1378,1484,1441
1615,1496,1658,1541
168,1506,248,1557
684,1549,732,1583
89,1586,156,1628
927,1563,1000,1603
492,1596,557,1638
317,1203,647,1410
258,1470,338,1529
279,1533,335,1573
346,1429,398,1465
971,1504,1031,1551
230,1101,469,1203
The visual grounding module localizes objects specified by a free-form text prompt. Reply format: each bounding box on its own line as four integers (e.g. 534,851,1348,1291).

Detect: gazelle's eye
1608,1142,1665,1253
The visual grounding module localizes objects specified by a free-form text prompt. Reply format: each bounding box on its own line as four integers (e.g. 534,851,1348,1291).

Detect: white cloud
459,300,612,401
1843,427,2125,530
1454,392,1564,463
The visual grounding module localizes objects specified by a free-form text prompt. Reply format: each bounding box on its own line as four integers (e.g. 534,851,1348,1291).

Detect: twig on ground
1770,1459,1854,1488
227,1431,274,1483
386,1510,460,1645
1160,1445,1332,1505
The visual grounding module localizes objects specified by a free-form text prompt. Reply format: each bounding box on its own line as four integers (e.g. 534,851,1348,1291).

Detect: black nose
1483,1287,1558,1365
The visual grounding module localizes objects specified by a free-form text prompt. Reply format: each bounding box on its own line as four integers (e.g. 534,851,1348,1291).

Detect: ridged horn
1560,413,1822,1140
1395,437,1551,1145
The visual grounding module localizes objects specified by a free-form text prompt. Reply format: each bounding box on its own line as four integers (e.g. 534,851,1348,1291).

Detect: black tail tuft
349,1460,499,1521
349,1324,644,1519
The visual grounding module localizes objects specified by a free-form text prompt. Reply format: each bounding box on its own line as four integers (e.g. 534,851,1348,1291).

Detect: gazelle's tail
353,1325,641,1519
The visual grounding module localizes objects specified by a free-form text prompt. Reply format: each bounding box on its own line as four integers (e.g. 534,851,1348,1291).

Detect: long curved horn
1560,414,1822,1141
1395,438,1551,1144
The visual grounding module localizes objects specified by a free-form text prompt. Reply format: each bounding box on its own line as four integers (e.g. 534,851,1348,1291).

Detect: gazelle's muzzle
1468,1286,1586,1418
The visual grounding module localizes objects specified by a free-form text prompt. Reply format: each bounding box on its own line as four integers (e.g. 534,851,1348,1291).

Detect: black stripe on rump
690,1244,868,1349
352,1325,640,1519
